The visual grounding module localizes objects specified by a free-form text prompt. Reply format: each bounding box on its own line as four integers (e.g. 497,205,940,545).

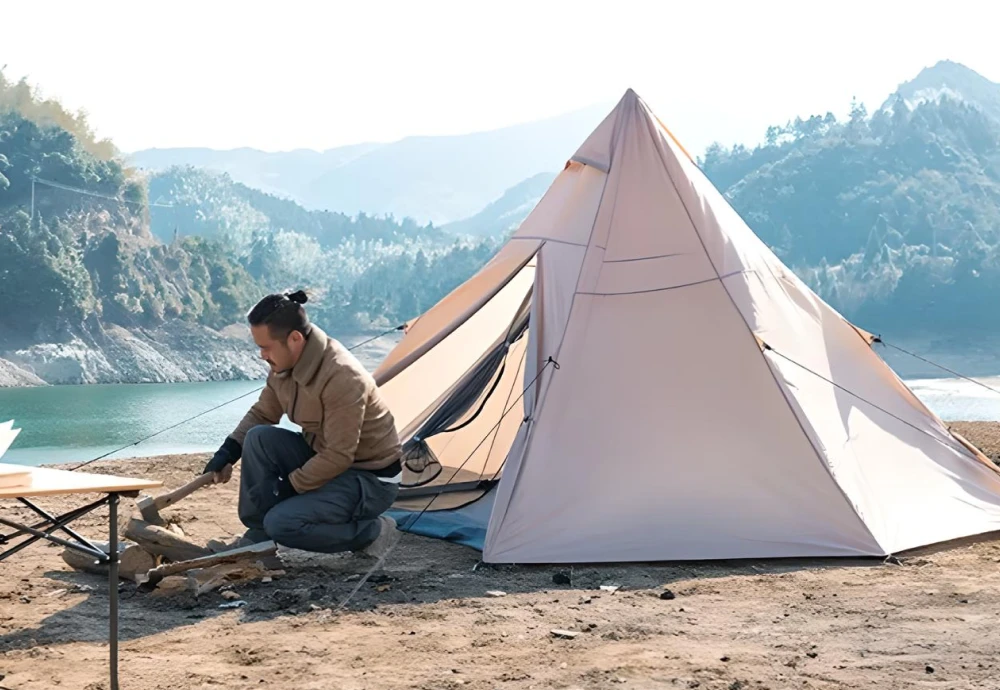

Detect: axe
135,472,216,526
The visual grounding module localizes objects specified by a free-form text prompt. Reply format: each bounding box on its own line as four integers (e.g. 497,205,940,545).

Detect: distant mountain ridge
442,172,556,237
129,103,612,225
882,60,1000,122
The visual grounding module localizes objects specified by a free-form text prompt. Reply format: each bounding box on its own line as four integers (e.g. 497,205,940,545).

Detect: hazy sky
4,1,999,155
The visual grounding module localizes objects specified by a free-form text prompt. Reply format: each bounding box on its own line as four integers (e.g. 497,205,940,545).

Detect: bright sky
4,0,999,155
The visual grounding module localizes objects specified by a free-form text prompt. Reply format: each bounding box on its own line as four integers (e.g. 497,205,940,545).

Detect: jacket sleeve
229,379,283,447
288,372,367,493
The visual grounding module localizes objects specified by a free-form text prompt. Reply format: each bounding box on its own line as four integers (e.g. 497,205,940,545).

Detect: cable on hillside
67,324,405,472
32,177,175,208
335,356,560,612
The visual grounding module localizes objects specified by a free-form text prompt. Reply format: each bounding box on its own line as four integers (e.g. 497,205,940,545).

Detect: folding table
0,464,162,690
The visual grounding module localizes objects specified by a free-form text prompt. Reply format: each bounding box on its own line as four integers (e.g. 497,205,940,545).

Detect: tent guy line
764,343,989,466
878,339,1000,398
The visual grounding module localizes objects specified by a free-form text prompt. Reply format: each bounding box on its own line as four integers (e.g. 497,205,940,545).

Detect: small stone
660,590,676,600
550,629,579,639
560,663,568,669
600,585,620,593
806,652,818,659
552,572,572,585
486,590,507,598
720,656,731,662
925,665,935,674
222,591,241,601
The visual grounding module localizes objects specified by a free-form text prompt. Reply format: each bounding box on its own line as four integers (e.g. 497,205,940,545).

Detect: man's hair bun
285,290,308,305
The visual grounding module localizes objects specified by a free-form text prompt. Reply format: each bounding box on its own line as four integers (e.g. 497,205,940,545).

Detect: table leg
108,493,120,690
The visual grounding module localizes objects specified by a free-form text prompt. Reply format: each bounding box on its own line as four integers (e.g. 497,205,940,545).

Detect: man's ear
288,330,305,348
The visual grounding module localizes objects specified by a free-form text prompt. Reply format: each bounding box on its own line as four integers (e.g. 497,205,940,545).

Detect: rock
720,656,731,662
222,591,241,601
925,665,935,674
0,358,46,387
600,585,620,593
660,590,676,600
552,572,572,585
2,322,267,386
806,651,818,659
219,600,247,609
550,629,579,639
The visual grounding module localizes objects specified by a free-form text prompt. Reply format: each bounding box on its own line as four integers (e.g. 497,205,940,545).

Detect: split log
137,540,277,588
61,540,156,581
124,517,212,562
191,562,284,596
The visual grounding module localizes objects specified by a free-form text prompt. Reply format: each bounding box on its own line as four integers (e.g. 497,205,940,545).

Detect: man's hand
203,437,242,483
213,463,234,484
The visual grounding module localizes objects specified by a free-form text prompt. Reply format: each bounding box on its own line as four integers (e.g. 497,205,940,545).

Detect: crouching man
204,290,402,559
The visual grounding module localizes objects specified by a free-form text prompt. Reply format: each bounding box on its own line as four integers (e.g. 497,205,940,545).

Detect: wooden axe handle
153,472,217,511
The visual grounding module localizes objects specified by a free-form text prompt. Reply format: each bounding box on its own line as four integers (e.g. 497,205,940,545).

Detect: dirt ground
3,422,1000,690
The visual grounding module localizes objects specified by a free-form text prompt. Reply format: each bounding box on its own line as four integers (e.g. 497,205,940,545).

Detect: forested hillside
700,66,1000,336
5,59,1000,384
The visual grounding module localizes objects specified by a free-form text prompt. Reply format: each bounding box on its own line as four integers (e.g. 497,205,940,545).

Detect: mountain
698,60,1000,357
882,60,1000,122
131,143,381,202
9,60,1000,384
0,71,485,386
130,103,611,225
443,172,556,237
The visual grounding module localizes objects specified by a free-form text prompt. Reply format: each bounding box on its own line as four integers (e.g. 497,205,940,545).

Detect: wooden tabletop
0,463,162,499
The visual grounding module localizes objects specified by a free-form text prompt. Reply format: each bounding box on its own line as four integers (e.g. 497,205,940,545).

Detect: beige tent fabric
392,335,529,513
383,87,1000,564
374,238,539,388
483,89,1000,562
484,284,881,562
376,254,536,436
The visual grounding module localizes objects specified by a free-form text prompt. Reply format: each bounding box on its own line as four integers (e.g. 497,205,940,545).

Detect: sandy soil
2,422,1000,690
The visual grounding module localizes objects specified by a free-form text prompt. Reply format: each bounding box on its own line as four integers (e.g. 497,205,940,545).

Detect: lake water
1,375,999,468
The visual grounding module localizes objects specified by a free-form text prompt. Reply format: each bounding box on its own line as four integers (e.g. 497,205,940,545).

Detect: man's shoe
356,515,400,560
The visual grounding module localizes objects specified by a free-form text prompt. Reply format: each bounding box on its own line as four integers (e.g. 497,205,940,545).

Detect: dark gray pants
238,425,399,553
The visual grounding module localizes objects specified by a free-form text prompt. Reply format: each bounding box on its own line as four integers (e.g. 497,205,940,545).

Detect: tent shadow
0,534,901,654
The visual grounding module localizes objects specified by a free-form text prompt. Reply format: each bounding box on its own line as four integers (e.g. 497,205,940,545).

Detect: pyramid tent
375,89,1000,563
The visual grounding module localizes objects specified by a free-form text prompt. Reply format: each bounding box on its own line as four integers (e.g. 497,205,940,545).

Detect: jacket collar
291,325,328,386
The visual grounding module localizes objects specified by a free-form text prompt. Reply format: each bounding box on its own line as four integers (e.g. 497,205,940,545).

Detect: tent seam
640,107,884,555
578,270,753,296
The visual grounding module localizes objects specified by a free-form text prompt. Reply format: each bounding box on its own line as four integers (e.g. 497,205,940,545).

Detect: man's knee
262,504,298,543
243,425,281,462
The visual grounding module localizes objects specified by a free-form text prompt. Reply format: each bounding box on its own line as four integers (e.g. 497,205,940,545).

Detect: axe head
135,494,167,527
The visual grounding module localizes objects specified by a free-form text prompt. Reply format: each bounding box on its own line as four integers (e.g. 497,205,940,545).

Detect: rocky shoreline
0,321,269,387
0,322,403,387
